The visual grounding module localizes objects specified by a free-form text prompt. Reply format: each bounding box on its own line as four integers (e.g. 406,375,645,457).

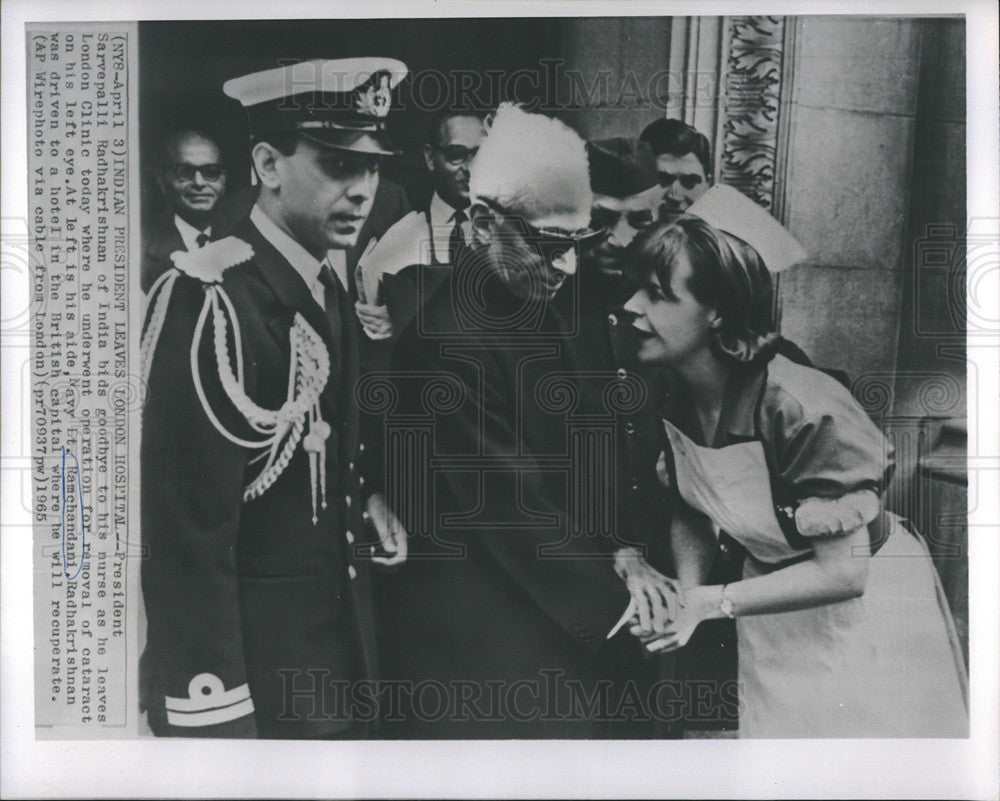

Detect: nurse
621,185,968,738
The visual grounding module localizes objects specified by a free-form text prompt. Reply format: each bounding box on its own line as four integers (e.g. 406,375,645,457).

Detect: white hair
469,103,592,231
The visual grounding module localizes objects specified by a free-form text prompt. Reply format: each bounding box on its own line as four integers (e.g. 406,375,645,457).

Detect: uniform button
630,476,639,490
359,476,365,487
624,422,635,435
346,530,355,544
358,442,366,453
345,496,352,508
720,541,729,555
608,313,618,326
349,462,354,471
362,510,371,522
348,565,357,579
617,368,627,379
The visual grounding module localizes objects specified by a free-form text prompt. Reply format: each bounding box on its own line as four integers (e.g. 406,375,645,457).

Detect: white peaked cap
686,185,808,273
222,58,408,107
469,103,592,232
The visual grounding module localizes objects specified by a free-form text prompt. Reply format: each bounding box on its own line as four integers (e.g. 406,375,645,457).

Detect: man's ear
708,310,723,329
423,143,435,173
251,142,282,190
468,202,493,247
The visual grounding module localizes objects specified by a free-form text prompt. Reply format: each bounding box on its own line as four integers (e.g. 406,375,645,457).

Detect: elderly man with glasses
378,104,666,739
141,129,228,292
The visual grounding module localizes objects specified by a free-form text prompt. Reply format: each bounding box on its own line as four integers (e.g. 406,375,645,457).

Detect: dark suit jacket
379,256,634,738
141,211,187,293
140,215,377,739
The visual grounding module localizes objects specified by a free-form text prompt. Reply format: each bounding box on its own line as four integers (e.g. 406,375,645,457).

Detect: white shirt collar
249,204,349,308
427,192,469,262
429,192,463,227
174,214,211,251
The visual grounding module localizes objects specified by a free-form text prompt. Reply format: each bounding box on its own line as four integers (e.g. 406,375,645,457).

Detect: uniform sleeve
402,337,632,649
761,363,895,540
141,277,257,737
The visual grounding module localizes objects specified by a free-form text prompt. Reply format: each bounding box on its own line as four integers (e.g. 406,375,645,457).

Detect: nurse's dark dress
659,352,968,738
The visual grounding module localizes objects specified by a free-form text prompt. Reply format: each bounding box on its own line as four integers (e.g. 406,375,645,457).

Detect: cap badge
354,72,392,119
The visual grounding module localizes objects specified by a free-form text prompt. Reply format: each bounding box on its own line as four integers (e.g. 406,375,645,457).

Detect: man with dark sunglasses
639,117,713,220
378,104,659,739
142,129,228,292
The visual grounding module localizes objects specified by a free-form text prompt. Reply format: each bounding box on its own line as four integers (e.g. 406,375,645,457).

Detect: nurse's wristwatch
719,585,736,618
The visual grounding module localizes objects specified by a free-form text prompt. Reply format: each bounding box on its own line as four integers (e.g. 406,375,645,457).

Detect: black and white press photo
3,1,998,798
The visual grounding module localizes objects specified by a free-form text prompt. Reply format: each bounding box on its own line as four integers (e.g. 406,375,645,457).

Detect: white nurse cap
686,185,807,273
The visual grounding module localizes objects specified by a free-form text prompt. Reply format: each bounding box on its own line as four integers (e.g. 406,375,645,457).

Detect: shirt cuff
606,597,637,639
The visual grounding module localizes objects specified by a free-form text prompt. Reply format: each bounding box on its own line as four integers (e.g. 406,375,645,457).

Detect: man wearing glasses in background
356,108,487,340
142,129,227,292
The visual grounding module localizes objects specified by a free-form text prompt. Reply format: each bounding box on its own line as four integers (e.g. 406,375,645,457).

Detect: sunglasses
658,171,704,191
478,199,604,259
436,145,479,166
590,207,656,232
171,163,224,183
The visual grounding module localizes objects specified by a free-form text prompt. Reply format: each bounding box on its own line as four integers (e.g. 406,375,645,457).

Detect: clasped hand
613,547,681,633
613,547,704,653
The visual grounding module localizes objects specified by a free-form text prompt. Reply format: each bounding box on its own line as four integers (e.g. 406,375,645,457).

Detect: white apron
663,419,969,738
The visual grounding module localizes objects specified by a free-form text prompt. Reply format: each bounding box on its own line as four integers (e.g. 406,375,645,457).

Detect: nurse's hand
613,547,682,634
632,584,719,652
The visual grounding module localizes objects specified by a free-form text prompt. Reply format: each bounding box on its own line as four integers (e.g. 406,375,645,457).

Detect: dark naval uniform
140,217,376,739
139,55,410,738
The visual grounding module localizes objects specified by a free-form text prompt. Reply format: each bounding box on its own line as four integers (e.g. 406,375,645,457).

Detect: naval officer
140,58,408,738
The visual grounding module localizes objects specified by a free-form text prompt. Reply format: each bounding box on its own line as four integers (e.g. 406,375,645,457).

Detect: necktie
317,263,346,400
448,210,468,264
318,262,344,318
195,232,210,248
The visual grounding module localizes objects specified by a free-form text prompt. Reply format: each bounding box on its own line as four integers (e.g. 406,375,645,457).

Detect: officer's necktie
195,232,210,248
448,209,468,264
317,261,347,402
318,261,345,319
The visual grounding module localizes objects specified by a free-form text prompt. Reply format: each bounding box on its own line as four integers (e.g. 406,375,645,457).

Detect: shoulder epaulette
170,236,255,284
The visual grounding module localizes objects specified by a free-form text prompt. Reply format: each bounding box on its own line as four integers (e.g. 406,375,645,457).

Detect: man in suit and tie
140,58,409,739
354,108,487,339
141,129,228,292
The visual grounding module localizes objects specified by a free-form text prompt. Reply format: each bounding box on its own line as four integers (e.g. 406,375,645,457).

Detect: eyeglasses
478,199,604,259
436,145,479,166
590,208,655,232
658,171,704,191
171,163,225,183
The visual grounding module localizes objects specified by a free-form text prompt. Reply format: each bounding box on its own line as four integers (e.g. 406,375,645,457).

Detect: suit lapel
146,211,186,262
